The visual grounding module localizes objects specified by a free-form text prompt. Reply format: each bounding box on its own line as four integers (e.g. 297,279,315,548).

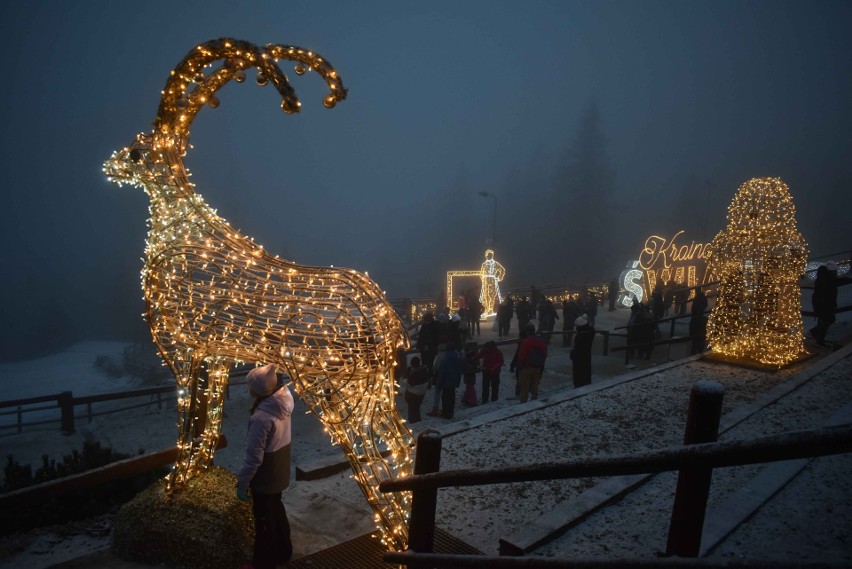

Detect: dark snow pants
481,371,500,403
252,491,293,569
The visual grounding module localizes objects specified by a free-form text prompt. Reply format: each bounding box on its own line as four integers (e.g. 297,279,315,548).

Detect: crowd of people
402,265,847,424
625,282,709,361
404,286,609,422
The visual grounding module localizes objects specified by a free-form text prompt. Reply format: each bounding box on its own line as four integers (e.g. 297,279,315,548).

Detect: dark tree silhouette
552,102,615,282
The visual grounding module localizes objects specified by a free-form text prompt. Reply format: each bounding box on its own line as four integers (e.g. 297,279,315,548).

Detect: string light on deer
103,38,414,551
706,177,809,368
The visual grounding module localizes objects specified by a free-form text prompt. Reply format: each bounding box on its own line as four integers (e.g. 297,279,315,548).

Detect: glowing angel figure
705,178,808,368
103,39,414,550
479,249,506,315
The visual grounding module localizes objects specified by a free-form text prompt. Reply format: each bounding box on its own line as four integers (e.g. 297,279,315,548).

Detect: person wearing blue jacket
433,340,462,419
237,363,295,569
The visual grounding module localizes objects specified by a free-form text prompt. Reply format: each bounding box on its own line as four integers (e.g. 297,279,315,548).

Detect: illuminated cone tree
706,177,808,368
103,39,414,550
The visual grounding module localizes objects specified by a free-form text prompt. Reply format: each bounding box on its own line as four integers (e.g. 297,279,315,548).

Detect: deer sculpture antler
104,38,414,551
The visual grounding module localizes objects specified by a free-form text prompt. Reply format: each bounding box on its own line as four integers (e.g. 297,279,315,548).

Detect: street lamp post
478,191,497,247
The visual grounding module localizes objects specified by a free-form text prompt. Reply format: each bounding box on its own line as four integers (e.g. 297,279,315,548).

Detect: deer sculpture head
104,39,415,551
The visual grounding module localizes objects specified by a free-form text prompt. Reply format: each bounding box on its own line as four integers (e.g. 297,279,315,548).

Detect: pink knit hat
247,363,278,397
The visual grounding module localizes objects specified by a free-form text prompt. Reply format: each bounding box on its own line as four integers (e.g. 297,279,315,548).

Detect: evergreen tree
553,102,615,282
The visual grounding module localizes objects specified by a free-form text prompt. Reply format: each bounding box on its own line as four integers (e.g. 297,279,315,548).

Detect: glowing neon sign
619,230,715,306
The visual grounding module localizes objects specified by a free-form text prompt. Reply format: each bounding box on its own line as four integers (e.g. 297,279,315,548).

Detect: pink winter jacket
237,385,294,493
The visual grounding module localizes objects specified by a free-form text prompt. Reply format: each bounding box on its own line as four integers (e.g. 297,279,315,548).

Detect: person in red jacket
477,340,504,403
516,323,547,403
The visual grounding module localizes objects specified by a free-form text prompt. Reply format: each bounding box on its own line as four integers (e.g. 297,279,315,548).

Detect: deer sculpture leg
167,352,232,488
194,359,231,469
292,368,414,551
169,352,205,488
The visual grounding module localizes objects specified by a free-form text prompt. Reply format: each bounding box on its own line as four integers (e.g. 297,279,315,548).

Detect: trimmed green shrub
113,467,253,569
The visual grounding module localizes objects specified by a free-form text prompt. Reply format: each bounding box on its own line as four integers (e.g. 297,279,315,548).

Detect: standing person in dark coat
237,364,295,569
570,315,595,388
674,286,690,316
626,299,641,359
562,297,579,347
403,357,430,423
608,279,619,311
433,339,462,419
651,284,665,321
415,312,441,374
460,344,480,406
577,290,588,317
515,297,532,334
635,302,656,360
438,311,462,347
508,326,529,398
586,293,598,327
689,288,708,355
469,296,483,336
539,298,558,344
663,283,674,317
530,286,542,315
497,299,513,338
810,262,850,346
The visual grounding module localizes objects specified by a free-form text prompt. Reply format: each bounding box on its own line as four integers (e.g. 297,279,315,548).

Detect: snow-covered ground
1,341,138,400
1,284,850,568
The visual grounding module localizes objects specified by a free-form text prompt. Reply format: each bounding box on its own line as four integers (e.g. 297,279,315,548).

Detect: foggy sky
1,1,850,360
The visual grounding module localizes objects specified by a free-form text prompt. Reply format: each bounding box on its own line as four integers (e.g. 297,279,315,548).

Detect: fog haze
1,1,850,360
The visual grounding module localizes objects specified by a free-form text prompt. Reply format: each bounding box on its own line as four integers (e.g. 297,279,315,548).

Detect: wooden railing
379,382,852,568
0,372,249,434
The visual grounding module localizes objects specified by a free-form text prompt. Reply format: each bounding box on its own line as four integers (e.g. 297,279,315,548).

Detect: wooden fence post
407,430,442,553
58,391,75,435
665,380,724,557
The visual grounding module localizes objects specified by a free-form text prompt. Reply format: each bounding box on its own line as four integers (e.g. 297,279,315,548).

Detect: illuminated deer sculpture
103,39,414,550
